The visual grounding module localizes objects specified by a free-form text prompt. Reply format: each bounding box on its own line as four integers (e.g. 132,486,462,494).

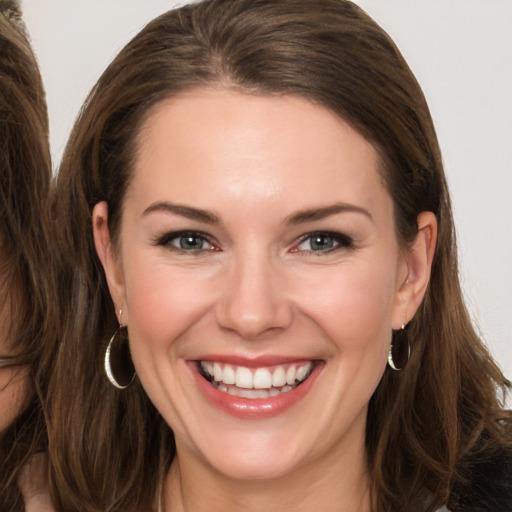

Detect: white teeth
214,384,295,399
253,368,272,389
286,366,296,385
223,365,235,385
272,366,287,387
213,362,222,382
235,367,253,389
204,362,214,376
296,364,309,382
238,388,270,399
200,361,314,393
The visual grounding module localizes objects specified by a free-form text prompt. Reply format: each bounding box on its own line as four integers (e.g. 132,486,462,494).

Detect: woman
0,1,56,510
50,0,512,510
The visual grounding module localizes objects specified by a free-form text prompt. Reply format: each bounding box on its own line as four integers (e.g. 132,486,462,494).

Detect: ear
92,201,128,322
392,211,437,329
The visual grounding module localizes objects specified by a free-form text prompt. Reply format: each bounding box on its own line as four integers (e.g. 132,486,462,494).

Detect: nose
215,251,293,340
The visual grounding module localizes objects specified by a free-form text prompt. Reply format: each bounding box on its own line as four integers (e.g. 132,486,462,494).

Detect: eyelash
156,230,353,255
156,231,216,254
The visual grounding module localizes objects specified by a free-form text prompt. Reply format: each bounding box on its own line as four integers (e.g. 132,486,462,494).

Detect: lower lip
191,362,323,420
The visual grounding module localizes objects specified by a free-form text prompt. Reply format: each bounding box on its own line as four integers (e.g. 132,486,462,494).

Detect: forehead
129,89,390,220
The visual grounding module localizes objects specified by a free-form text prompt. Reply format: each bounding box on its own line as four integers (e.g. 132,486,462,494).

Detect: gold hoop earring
388,325,411,371
104,310,135,389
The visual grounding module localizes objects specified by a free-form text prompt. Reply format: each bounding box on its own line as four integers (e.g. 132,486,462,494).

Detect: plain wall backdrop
21,0,512,382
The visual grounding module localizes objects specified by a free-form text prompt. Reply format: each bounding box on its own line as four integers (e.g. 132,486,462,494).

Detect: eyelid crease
298,230,353,241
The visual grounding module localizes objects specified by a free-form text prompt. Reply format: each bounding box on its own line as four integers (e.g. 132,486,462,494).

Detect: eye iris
310,235,333,251
180,235,203,250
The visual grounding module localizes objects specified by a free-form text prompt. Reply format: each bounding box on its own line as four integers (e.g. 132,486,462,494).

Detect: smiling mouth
198,361,315,399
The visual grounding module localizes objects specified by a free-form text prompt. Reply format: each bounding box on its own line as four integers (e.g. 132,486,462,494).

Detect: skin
94,90,436,512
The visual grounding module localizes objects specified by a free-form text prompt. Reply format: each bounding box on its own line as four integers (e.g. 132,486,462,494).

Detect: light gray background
21,0,512,383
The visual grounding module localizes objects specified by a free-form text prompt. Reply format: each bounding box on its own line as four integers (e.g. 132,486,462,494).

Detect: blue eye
296,232,352,253
176,234,208,250
158,231,214,252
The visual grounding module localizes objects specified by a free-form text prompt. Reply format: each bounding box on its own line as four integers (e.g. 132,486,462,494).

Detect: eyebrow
142,201,372,226
142,202,221,224
284,203,373,225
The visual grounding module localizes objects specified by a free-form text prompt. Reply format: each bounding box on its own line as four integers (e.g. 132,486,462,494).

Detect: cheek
302,260,397,416
293,259,398,350
122,257,215,355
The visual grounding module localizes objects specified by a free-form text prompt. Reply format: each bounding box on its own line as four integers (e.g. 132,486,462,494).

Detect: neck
163,437,371,512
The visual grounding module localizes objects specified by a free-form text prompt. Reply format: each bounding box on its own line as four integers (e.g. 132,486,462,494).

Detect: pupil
180,235,202,250
311,235,333,250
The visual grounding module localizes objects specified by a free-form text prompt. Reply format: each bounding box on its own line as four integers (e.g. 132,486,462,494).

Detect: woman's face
95,90,434,481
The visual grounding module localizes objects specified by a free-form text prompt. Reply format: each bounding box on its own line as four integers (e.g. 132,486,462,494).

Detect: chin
207,446,303,482
186,422,311,482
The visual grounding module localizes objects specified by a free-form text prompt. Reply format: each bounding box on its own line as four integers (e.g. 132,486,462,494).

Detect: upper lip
190,354,319,368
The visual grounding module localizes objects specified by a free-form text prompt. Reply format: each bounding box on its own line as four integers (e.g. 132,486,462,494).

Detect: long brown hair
0,1,57,509
50,1,512,510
